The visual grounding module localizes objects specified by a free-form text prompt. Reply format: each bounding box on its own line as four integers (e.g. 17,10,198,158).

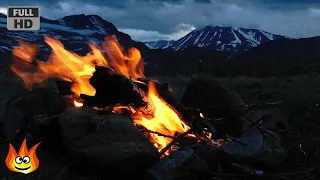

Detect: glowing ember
73,100,84,107
10,35,191,156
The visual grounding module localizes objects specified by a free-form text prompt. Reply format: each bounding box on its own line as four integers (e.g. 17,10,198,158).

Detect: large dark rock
181,73,247,113
59,108,159,175
1,88,65,141
192,144,222,171
221,127,287,168
181,74,247,136
144,149,210,180
241,108,289,131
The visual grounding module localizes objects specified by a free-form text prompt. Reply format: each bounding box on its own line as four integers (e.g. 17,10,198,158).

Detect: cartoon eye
23,156,30,164
15,156,23,164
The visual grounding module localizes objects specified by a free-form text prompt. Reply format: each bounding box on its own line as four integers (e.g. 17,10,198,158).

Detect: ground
0,72,320,179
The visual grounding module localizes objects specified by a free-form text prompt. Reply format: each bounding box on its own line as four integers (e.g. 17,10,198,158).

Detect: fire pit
1,34,290,179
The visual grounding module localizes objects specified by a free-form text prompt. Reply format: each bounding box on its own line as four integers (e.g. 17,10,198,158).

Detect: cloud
120,23,196,41
0,7,7,15
0,0,320,41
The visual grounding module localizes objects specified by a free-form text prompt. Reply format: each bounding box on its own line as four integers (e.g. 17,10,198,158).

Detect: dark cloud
0,0,320,41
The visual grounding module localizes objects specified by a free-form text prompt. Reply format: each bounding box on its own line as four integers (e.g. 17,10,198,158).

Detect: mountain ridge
0,13,149,56
144,25,290,54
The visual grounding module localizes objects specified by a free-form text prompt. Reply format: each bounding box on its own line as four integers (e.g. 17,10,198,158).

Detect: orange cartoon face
5,138,41,174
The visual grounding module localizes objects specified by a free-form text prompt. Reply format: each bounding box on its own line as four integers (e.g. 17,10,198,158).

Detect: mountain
144,46,231,77
237,36,320,62
144,40,175,49
0,13,149,59
144,25,288,54
0,13,231,77
233,36,320,76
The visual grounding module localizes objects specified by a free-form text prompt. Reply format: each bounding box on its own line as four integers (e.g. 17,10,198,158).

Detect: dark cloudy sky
1,0,320,41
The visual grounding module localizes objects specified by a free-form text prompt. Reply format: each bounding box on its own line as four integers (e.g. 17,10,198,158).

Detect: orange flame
11,35,144,97
131,81,190,155
5,139,40,174
10,35,190,156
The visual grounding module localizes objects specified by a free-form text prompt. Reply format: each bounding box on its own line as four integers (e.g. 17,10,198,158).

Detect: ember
73,100,83,107
10,35,192,155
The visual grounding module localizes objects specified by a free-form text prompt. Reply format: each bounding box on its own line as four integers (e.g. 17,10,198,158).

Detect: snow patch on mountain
58,19,66,26
144,40,175,49
0,14,135,54
144,25,288,54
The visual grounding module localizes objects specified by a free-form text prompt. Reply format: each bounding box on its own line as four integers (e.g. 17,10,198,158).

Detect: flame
5,139,40,174
131,81,190,155
11,35,144,96
74,100,84,107
11,35,190,156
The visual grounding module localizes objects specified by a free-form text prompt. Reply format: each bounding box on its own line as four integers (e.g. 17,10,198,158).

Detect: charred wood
80,66,148,108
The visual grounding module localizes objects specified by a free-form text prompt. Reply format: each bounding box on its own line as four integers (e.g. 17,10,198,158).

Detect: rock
144,149,210,180
181,74,247,136
192,144,222,170
229,93,248,113
0,99,6,119
256,130,288,167
30,115,62,149
0,99,6,139
59,107,100,145
181,74,248,114
59,108,159,175
221,128,287,168
1,88,65,141
242,108,289,131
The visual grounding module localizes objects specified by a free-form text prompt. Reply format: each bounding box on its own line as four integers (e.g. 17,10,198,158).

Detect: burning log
74,65,187,119
79,66,148,108
56,80,73,96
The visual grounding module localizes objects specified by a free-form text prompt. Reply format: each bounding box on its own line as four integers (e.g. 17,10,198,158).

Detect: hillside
145,25,288,55
0,13,150,69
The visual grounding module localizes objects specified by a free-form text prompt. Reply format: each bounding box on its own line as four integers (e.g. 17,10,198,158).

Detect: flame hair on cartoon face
5,139,40,174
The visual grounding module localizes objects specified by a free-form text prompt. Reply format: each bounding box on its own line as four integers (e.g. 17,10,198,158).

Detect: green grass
0,73,320,179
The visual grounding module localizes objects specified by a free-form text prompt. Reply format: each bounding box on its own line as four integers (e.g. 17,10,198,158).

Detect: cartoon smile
5,138,41,174
14,166,31,171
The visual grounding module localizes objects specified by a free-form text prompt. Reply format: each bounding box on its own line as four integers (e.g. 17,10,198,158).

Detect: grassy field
0,72,320,179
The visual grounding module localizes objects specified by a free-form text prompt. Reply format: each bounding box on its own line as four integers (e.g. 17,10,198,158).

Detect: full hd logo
7,6,40,31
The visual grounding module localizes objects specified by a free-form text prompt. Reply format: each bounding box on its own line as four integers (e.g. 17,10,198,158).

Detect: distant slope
0,13,149,57
144,25,288,54
144,40,175,49
144,46,231,76
236,36,320,62
233,36,320,76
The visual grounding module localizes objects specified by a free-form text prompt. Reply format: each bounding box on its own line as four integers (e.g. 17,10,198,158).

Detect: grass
0,73,320,179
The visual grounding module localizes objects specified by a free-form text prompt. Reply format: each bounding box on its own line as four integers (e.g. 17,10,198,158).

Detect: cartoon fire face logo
5,138,41,174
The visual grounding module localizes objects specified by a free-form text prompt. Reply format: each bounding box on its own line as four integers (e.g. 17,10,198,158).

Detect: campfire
5,34,291,179
9,35,214,156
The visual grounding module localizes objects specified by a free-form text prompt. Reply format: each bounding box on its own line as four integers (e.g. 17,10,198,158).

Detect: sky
0,0,320,41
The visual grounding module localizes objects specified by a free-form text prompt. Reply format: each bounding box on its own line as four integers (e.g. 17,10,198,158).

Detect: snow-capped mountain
144,25,289,54
0,13,147,56
144,40,175,49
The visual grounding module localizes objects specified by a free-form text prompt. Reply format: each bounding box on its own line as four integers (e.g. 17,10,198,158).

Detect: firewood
79,66,148,108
